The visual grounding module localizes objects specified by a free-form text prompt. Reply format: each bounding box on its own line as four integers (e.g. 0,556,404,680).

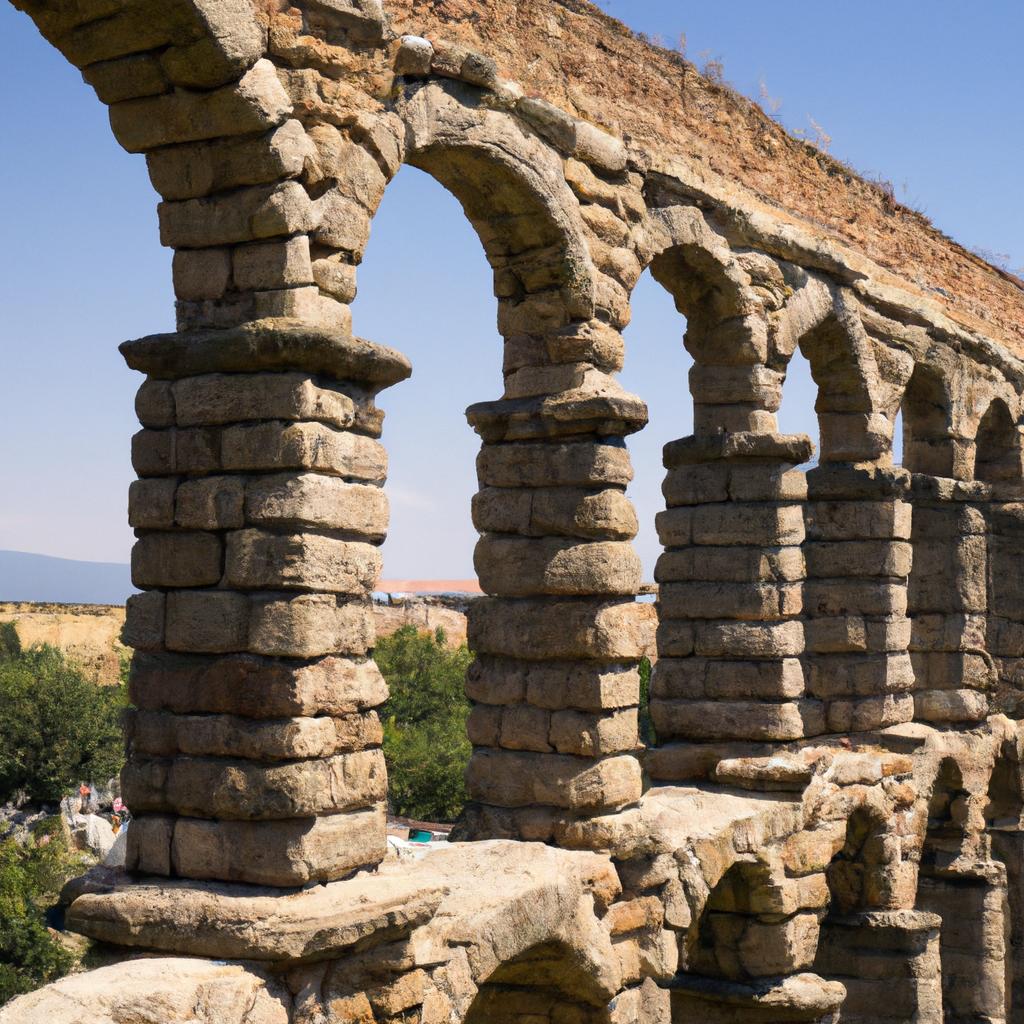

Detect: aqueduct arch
6,1,1024,1022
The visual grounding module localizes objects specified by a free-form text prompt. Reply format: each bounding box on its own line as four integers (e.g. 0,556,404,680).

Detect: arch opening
900,362,955,477
976,399,1020,484
464,941,612,1024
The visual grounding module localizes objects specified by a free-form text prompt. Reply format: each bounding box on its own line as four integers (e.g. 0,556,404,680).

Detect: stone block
805,540,912,579
233,236,314,291
474,536,640,596
477,441,633,488
241,475,385,539
465,657,639,711
175,476,246,530
805,614,910,654
172,248,231,301
129,652,388,718
496,704,551,752
165,591,250,653
128,478,177,529
82,52,169,104
111,60,291,152
146,120,311,202
132,531,223,589
123,592,166,651
909,650,993,690
123,748,386,819
805,500,912,540
472,486,638,541
124,814,174,876
661,464,730,507
395,35,433,75
136,379,176,428
655,545,804,585
658,581,801,621
467,750,641,810
224,530,381,594
220,422,386,481
132,427,220,476
825,692,913,733
652,658,804,701
468,598,653,660
650,698,824,742
130,708,382,760
170,805,387,884
173,373,355,430
914,688,989,723
159,181,316,249
805,652,914,699
656,504,804,548
804,580,908,618
692,619,805,658
645,741,774,783
548,708,638,756
248,594,374,657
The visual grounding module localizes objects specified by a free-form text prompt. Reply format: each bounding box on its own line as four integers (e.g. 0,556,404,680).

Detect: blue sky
0,1,1020,586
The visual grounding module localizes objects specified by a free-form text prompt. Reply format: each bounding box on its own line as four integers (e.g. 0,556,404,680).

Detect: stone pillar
803,464,915,734
987,498,1024,714
457,318,650,846
908,477,992,725
121,322,409,886
647,431,818,783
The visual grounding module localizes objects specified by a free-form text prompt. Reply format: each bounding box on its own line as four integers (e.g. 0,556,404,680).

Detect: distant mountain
0,550,134,606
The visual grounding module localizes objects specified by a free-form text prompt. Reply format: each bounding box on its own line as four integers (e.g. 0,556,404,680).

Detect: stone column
647,431,817,783
908,477,992,725
458,317,650,847
803,464,915,734
121,323,409,886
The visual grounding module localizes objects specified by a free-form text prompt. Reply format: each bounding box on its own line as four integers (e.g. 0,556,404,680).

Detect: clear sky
0,1,1020,587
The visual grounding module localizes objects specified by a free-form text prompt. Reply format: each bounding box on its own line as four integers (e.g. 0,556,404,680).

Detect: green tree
0,820,80,1006
376,627,473,823
0,628,128,805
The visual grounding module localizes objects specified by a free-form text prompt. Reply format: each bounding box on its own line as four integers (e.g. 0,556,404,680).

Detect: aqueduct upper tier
4,1,1024,1022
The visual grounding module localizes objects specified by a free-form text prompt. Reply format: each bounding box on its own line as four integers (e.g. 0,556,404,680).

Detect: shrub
0,820,80,1006
376,627,472,823
0,627,128,805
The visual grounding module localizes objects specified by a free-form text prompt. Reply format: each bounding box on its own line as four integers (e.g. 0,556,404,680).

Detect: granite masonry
4,1,1024,1022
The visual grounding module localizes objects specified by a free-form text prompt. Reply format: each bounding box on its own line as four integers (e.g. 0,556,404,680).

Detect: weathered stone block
914,688,989,723
656,504,804,548
132,427,220,476
658,581,801,621
804,580,908,618
472,486,638,540
248,594,374,657
244,473,388,538
693,619,805,658
650,699,824,742
548,707,638,756
805,652,914,699
475,536,640,596
221,422,386,480
128,478,177,529
172,248,231,301
468,598,653,660
175,476,246,530
123,592,166,652
146,120,311,201
136,379,176,428
165,591,250,653
467,750,641,810
805,614,910,654
159,181,316,249
825,692,913,732
169,805,387,884
123,748,386,819
233,236,313,291
132,531,223,588
477,441,632,488
224,530,381,594
805,540,912,579
652,658,804,701
111,60,291,152
465,657,639,710
805,500,912,540
655,546,804,584
129,652,388,718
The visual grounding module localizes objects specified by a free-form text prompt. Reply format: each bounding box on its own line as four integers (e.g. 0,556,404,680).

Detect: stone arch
462,940,613,1024
975,396,1021,483
900,360,956,476
397,78,597,331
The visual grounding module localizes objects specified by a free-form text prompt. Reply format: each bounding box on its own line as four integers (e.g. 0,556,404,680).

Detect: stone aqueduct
5,1,1024,1022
